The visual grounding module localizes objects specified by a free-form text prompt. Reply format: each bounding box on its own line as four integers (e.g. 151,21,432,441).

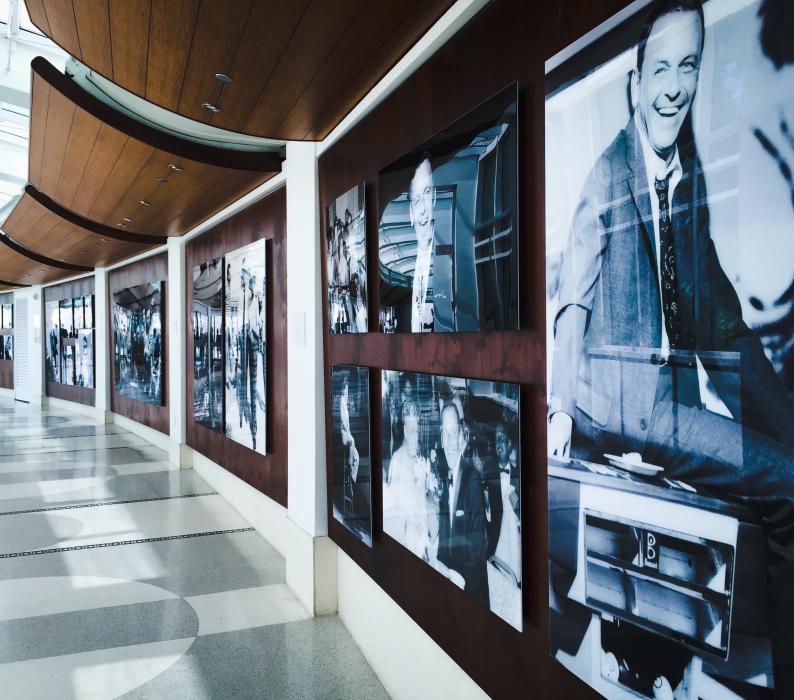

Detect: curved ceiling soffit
0,280,31,289
0,230,93,273
31,57,282,173
23,185,167,246
26,57,281,240
24,0,456,141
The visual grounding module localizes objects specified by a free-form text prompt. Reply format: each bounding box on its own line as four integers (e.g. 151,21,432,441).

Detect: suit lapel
624,120,659,284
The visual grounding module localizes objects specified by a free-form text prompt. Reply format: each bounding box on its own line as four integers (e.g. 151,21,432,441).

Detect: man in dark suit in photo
437,403,489,605
548,0,794,690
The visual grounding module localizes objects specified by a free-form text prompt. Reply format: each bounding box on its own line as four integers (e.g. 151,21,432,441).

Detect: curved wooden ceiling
28,58,280,238
0,55,283,288
24,0,454,141
2,188,162,269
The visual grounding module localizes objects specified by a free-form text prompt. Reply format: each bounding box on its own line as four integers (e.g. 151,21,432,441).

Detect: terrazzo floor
0,398,389,699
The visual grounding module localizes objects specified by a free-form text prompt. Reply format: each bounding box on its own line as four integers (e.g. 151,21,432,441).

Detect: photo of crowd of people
382,369,521,629
331,365,372,546
45,295,94,387
112,282,163,405
378,84,518,334
327,184,367,334
224,240,267,455
193,257,224,432
546,0,794,695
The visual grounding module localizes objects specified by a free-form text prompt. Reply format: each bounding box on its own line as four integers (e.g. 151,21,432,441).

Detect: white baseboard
337,550,488,700
110,413,187,466
44,396,104,422
192,449,337,616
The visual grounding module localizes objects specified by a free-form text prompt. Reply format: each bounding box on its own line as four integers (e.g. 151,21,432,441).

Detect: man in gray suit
548,0,794,691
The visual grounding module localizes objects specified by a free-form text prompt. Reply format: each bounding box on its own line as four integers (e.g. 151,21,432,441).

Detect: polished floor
0,399,388,699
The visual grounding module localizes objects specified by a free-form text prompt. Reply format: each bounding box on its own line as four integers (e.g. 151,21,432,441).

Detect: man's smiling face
634,9,703,159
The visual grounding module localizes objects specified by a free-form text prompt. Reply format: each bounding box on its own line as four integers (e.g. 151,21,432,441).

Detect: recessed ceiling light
168,164,183,172
122,217,132,222
139,200,151,206
157,177,170,184
215,73,232,83
80,251,86,254
118,223,128,228
101,238,108,243
202,102,222,113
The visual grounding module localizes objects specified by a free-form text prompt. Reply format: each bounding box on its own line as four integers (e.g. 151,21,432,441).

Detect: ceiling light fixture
122,217,132,222
157,177,169,184
215,73,232,83
118,223,128,228
168,164,183,172
202,102,222,113
139,200,151,206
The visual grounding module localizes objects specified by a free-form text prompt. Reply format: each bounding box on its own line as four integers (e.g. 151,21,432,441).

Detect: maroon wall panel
318,0,630,698
44,275,96,406
108,253,169,434
185,188,288,507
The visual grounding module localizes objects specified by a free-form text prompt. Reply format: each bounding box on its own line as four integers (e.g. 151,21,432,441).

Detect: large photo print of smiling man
546,0,794,697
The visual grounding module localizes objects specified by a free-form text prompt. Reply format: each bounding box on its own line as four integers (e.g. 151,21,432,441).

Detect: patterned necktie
654,175,683,349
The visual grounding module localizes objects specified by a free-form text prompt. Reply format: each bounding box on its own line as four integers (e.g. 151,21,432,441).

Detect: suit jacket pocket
575,377,610,427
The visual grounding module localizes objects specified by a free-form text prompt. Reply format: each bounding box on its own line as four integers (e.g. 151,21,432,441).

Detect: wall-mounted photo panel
59,298,73,338
193,257,224,432
546,0,794,696
112,282,164,405
73,296,85,331
331,364,372,546
326,183,367,334
2,303,12,329
378,84,518,333
45,300,60,383
84,295,94,329
382,369,521,629
224,239,266,454
76,329,93,389
2,337,11,361
61,345,75,386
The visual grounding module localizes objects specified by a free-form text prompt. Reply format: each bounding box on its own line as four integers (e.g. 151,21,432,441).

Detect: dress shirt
412,236,433,333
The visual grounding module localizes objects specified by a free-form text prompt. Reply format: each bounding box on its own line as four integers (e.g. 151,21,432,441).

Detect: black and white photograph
73,296,84,331
546,0,794,696
59,298,73,339
76,329,93,389
2,303,12,329
2,336,11,361
378,84,518,334
61,344,74,386
193,257,224,431
84,295,93,329
113,282,164,405
45,300,60,383
327,184,368,334
331,364,372,546
382,369,521,630
224,239,266,454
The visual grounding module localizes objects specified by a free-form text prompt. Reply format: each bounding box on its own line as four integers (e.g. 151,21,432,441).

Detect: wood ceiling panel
28,58,279,241
72,0,112,78
40,0,82,58
26,0,456,140
207,0,311,134
0,238,83,287
38,88,76,196
27,79,50,190
147,0,201,112
175,0,255,123
24,0,50,36
241,0,365,137
107,0,151,96
3,194,157,269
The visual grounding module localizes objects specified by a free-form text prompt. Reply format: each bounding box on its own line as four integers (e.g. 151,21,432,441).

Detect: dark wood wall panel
44,276,96,407
185,188,288,506
318,1,629,698
108,253,169,434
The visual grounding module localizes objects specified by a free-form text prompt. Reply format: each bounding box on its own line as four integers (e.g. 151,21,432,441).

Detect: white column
12,285,43,404
93,268,111,417
167,237,188,465
286,140,328,538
